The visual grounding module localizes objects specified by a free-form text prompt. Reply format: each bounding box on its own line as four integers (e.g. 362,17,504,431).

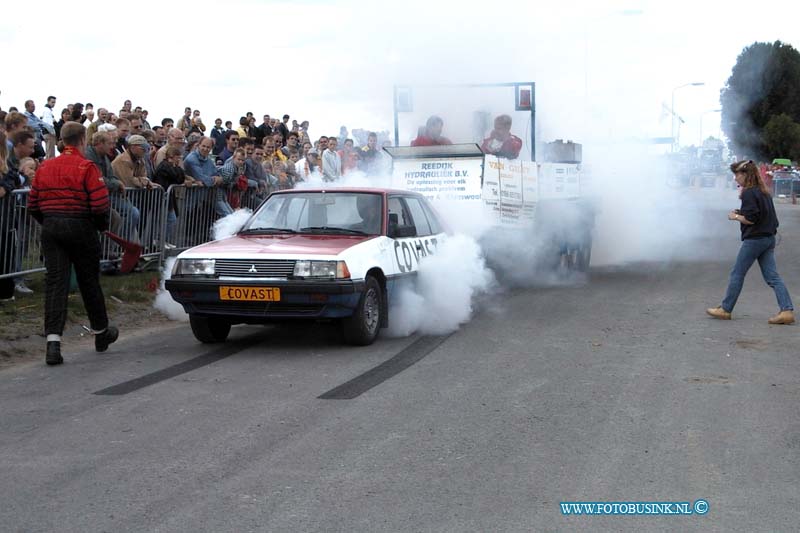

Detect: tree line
721,40,800,162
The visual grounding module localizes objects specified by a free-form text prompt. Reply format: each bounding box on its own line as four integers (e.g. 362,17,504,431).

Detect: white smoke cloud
387,234,495,336
153,257,188,322
211,208,253,241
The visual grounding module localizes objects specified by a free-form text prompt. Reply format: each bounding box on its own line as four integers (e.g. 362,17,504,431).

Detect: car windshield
243,192,383,235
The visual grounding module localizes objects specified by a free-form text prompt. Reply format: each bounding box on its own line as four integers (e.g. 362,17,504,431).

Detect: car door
388,195,442,274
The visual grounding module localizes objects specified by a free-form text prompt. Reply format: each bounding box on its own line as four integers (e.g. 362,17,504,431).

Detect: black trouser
41,217,108,336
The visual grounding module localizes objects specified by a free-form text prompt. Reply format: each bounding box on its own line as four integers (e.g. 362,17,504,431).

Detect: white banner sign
391,158,484,201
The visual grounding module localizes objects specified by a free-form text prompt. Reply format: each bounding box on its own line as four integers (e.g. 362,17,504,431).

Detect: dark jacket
739,187,779,240
85,145,124,194
153,160,186,215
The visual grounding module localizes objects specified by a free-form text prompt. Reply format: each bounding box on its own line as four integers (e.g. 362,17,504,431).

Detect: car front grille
214,259,296,279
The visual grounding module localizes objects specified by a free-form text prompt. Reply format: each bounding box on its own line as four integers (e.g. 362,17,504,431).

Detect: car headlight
293,260,350,279
176,259,216,276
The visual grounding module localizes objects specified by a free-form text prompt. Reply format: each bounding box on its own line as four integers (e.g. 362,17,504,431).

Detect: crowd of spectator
1,96,395,294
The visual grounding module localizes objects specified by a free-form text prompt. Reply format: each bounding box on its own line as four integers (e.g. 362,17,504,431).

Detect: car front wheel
189,314,231,343
342,276,382,346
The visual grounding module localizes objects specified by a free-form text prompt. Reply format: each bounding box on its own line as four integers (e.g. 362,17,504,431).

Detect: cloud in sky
2,0,798,149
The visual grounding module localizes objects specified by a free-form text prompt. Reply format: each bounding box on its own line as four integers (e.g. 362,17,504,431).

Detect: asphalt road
1,202,799,532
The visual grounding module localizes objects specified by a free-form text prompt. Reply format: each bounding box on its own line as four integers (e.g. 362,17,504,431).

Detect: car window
388,197,412,226
420,199,443,234
403,197,432,236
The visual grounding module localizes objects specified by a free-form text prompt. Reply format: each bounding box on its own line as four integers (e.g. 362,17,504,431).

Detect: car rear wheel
342,276,382,346
189,314,231,343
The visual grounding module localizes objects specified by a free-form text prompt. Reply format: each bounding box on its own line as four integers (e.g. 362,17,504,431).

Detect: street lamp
671,82,705,151
699,108,722,146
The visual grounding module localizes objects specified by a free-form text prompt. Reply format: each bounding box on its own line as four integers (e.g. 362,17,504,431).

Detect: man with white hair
86,107,109,139
95,123,141,242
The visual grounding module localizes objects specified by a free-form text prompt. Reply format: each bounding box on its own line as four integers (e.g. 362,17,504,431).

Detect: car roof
270,187,425,197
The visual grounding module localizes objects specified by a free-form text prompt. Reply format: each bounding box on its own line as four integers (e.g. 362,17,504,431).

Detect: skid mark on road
318,334,453,400
93,333,268,396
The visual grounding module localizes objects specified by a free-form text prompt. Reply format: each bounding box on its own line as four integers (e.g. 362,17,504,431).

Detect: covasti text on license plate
219,286,281,302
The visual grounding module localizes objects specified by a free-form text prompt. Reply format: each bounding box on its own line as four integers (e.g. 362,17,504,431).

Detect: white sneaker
14,282,33,295
164,242,177,249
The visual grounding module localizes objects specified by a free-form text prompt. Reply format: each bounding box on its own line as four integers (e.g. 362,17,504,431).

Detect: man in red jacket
27,121,119,365
481,114,523,160
411,115,452,147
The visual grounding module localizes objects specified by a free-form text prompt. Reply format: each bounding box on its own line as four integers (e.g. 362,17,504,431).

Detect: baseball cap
127,134,148,147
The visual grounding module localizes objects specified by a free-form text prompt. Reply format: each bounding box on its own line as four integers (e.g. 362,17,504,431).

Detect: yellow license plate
219,286,281,302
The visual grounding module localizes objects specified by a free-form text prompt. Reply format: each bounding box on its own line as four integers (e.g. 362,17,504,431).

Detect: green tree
720,41,800,159
763,113,800,161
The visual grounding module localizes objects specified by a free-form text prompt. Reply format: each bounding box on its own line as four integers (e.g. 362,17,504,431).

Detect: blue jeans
721,236,794,312
165,209,177,244
110,196,141,242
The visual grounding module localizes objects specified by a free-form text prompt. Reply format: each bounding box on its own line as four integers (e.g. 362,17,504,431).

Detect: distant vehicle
166,188,447,346
772,170,800,198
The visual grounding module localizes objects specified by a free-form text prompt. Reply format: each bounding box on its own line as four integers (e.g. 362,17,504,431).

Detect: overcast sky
2,0,797,153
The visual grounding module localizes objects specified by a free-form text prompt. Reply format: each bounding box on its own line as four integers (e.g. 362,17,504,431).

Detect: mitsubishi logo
248,264,257,273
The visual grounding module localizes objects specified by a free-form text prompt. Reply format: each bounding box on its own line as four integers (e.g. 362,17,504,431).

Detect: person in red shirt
411,115,452,147
338,138,359,175
27,121,119,365
481,114,523,160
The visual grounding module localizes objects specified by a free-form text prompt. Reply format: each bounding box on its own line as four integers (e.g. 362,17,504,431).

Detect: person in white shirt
322,137,342,182
40,96,57,158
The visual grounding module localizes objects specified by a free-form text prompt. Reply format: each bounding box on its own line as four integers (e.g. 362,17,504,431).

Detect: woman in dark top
153,146,186,247
54,108,70,140
707,160,794,324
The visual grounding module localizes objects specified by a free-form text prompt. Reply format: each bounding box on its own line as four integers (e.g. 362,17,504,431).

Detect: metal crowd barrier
0,183,267,280
103,186,168,262
0,189,44,280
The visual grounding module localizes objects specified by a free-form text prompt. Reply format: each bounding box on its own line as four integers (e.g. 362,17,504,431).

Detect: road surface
1,202,799,532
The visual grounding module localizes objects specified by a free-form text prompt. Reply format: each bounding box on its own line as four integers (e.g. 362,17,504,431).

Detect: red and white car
166,188,447,345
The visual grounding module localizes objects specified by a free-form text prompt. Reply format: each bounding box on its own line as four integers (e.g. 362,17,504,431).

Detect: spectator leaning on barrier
85,131,126,235
154,146,188,247
219,148,248,209
111,135,159,190
92,127,141,243
0,131,22,300
27,121,119,366
185,136,233,217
